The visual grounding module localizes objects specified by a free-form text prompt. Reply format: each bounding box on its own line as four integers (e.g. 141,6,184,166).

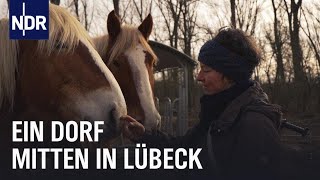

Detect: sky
0,0,8,18
1,0,319,81
1,0,319,36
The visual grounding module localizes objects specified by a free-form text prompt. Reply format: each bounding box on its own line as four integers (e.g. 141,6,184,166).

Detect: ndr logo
9,0,49,39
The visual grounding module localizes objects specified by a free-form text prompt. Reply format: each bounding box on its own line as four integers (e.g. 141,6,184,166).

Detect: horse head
0,4,126,144
93,11,161,131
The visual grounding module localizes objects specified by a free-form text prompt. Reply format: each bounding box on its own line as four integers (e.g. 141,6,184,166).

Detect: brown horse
93,11,161,130
0,4,127,143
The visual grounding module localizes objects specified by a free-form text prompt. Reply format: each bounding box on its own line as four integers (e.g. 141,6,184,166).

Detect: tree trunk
113,0,120,16
171,0,182,49
81,0,89,31
73,0,80,21
50,0,60,5
285,0,306,83
301,8,320,77
284,0,308,111
235,0,261,35
230,0,236,28
271,0,285,84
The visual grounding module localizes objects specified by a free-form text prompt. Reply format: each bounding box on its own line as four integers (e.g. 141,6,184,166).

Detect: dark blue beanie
198,40,254,82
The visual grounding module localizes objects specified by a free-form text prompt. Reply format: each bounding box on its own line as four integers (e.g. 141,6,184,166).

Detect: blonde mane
0,19,18,110
93,25,158,66
38,4,93,54
0,4,93,110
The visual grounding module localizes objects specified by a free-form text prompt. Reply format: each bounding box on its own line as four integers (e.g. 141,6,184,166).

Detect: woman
121,28,282,179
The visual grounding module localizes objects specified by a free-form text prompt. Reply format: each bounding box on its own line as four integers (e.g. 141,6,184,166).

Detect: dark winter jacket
136,81,282,179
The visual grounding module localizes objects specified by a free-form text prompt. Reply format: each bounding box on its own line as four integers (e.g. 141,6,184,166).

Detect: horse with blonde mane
92,11,161,131
0,4,127,150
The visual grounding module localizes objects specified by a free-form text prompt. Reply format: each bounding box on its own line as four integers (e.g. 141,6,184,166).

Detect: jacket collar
210,81,267,134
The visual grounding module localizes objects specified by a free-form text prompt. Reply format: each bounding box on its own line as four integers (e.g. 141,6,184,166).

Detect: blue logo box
9,0,49,39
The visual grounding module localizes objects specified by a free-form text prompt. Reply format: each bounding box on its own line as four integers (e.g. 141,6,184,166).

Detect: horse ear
138,14,153,39
107,10,121,39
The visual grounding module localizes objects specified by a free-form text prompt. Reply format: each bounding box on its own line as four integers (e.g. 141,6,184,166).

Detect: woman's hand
120,115,145,140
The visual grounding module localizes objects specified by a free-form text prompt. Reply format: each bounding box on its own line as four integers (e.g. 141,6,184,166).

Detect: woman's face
196,63,233,95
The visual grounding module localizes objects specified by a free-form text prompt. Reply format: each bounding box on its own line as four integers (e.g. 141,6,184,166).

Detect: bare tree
155,0,183,49
270,0,285,84
301,7,320,75
179,0,200,111
284,0,306,83
81,0,93,31
113,0,120,16
66,0,93,31
73,0,80,21
197,1,225,40
283,0,310,111
230,0,236,28
235,0,262,35
50,0,60,5
180,0,199,56
115,1,132,22
132,0,153,23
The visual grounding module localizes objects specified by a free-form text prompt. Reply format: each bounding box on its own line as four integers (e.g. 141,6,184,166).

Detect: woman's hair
214,27,261,68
